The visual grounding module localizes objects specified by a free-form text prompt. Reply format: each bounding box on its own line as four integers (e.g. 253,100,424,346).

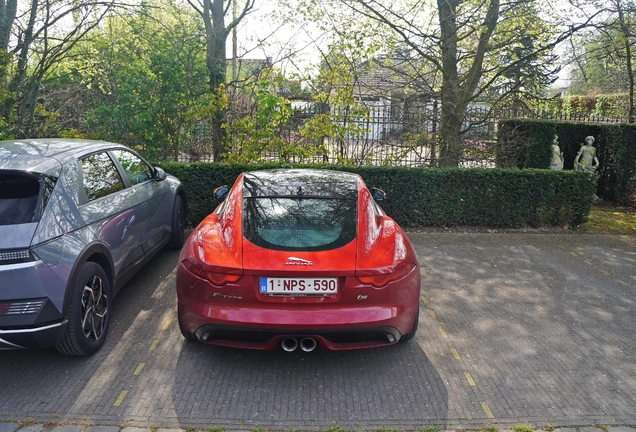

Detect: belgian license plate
259,277,338,295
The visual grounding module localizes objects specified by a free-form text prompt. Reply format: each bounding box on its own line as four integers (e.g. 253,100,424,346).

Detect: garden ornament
550,134,564,170
574,135,599,173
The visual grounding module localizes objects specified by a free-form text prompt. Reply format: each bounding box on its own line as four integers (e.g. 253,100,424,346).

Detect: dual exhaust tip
281,337,317,352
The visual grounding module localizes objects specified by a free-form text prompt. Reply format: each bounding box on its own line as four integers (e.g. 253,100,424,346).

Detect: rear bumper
192,323,403,350
0,258,68,350
177,260,420,350
179,300,415,350
0,320,67,350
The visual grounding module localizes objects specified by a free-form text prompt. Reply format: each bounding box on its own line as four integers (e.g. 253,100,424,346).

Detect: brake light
356,262,416,288
182,259,242,286
0,249,37,265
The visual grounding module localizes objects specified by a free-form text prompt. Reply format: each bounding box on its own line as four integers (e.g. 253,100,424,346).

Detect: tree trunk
0,0,19,122
0,0,17,53
616,0,635,123
204,0,228,91
438,101,465,167
201,0,229,160
436,0,499,167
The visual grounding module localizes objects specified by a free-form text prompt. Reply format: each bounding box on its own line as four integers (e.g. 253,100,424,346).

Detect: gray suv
0,139,186,355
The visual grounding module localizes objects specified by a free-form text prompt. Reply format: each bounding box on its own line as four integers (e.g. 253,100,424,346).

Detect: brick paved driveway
0,233,635,430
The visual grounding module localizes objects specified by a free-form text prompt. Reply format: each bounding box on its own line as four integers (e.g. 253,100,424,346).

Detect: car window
111,149,153,186
0,173,48,225
243,197,357,251
81,152,125,202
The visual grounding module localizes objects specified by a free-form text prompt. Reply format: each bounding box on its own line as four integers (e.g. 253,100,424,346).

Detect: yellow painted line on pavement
133,363,146,376
451,348,461,360
429,310,437,320
481,401,495,419
464,372,476,387
113,390,128,407
601,270,610,275
420,295,429,304
439,327,448,338
149,340,160,351
585,260,593,265
161,319,172,331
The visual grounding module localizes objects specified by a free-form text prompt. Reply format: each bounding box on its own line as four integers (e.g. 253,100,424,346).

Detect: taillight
356,262,416,288
0,249,37,265
182,259,242,286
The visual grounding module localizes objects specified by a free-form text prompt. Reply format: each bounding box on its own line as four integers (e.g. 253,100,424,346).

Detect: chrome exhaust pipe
281,337,298,352
300,337,317,352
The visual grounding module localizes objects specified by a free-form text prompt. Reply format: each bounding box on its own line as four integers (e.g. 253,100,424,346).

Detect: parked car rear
0,139,186,355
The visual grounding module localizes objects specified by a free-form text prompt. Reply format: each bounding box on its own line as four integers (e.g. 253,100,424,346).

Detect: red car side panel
178,173,244,271
356,177,418,274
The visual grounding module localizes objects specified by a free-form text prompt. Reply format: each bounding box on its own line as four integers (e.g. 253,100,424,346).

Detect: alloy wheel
81,275,108,342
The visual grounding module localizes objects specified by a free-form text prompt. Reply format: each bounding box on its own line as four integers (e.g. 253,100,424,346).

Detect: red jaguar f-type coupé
176,169,421,351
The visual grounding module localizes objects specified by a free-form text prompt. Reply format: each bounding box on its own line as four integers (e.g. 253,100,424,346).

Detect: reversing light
182,260,242,286
356,262,416,288
0,249,37,265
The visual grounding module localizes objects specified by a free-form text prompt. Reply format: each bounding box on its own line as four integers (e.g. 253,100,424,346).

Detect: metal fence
184,103,627,167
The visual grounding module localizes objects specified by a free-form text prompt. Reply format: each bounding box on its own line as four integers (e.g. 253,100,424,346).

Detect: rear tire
167,194,186,250
56,262,111,356
400,308,419,342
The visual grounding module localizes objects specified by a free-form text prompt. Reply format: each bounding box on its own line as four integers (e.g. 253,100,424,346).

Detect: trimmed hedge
497,120,555,169
498,120,636,206
157,162,597,229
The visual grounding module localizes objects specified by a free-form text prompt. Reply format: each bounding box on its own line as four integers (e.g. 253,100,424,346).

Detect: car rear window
0,173,55,225
243,197,357,251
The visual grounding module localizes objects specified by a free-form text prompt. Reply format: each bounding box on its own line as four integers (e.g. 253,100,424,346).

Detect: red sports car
176,169,421,351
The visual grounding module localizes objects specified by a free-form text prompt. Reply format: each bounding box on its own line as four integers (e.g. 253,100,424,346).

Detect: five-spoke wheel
56,262,111,356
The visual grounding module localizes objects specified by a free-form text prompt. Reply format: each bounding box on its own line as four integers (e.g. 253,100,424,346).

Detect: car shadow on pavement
0,245,449,430
169,339,449,430
0,247,182,423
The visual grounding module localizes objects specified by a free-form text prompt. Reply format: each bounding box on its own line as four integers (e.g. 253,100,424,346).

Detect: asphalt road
1,233,635,430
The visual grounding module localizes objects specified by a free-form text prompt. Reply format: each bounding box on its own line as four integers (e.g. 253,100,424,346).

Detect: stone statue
550,134,564,170
574,135,599,173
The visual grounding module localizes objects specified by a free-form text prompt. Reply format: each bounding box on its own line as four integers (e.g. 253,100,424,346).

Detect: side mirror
371,187,386,202
154,167,167,181
214,185,229,200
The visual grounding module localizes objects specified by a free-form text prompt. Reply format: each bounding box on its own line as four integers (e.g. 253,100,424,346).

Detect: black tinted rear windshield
0,173,56,225
243,197,357,251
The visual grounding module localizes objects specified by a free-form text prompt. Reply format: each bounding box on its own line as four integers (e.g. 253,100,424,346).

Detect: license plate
259,277,338,296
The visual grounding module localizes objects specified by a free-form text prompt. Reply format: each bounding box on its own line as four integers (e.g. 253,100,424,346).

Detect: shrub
156,162,597,228
498,120,636,207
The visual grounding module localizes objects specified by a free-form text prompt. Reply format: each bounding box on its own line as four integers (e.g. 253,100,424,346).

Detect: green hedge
157,162,597,229
498,120,636,206
496,120,555,169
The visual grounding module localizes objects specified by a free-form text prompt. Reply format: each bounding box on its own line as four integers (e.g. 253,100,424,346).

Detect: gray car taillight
0,249,38,264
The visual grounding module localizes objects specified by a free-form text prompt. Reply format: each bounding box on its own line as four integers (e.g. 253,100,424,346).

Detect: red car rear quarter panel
356,182,418,273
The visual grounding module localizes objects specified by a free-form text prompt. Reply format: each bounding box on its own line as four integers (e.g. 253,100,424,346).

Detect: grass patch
583,204,636,234
512,426,534,432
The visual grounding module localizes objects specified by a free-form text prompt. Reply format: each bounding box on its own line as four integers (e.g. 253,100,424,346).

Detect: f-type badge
285,257,313,266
